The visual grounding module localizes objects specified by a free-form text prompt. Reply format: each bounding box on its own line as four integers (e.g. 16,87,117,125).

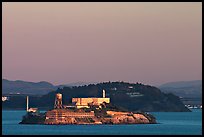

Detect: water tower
54,93,63,109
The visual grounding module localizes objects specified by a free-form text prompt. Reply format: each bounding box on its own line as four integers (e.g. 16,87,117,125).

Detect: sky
2,2,202,86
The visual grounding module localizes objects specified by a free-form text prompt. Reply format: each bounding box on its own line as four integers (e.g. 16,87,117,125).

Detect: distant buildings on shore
2,96,9,102
185,104,202,109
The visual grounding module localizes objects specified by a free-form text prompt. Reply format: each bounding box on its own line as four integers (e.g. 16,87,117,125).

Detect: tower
26,96,29,112
54,93,63,109
102,89,106,98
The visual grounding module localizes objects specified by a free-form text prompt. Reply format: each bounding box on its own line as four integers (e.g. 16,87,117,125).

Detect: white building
2,96,9,102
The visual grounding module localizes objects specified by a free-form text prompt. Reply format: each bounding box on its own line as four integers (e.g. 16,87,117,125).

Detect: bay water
2,109,202,135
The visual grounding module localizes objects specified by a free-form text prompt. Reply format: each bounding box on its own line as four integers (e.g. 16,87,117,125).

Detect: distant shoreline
2,108,48,111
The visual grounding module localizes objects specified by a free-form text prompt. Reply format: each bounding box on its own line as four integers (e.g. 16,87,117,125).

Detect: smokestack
103,90,105,98
26,96,29,112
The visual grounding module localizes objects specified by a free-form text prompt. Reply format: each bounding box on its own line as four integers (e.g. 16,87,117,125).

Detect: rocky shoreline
19,109,156,125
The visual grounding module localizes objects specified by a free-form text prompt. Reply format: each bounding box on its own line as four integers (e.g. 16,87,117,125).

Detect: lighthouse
102,89,106,98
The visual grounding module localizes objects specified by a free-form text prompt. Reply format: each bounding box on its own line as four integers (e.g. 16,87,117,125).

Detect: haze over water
2,2,202,86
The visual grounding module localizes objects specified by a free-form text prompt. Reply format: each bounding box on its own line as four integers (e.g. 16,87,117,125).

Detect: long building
72,89,110,108
72,97,110,108
45,109,95,124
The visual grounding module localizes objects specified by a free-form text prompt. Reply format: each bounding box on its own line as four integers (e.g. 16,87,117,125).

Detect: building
2,96,9,102
72,97,110,108
45,93,97,124
45,90,111,124
45,109,95,124
72,89,110,108
28,108,38,113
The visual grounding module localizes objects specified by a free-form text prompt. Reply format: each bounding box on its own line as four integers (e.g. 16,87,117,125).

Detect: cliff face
100,113,150,124
19,112,45,124
24,111,156,125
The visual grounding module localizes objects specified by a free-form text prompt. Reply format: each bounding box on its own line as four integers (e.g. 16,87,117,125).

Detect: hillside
2,79,57,95
57,82,98,88
3,81,190,112
158,80,202,98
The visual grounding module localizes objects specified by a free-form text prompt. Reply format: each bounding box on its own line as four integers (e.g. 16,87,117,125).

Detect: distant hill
2,79,57,95
2,79,98,95
57,82,98,88
3,81,190,112
158,80,202,98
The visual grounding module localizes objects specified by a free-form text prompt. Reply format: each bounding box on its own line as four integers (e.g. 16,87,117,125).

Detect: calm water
2,109,202,135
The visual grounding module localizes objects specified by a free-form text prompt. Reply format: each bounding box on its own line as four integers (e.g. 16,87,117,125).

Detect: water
2,109,202,135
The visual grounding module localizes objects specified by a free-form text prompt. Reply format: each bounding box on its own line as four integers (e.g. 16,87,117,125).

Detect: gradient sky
2,2,202,86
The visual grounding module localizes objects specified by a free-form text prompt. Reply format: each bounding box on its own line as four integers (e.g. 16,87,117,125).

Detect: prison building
45,109,95,124
72,98,110,108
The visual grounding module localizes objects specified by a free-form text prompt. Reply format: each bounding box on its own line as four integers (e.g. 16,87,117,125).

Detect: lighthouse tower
54,93,63,109
102,89,106,98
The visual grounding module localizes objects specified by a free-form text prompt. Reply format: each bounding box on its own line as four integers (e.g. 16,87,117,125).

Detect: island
19,92,156,125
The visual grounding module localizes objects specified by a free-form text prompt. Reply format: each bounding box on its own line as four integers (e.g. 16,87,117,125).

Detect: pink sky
2,2,202,86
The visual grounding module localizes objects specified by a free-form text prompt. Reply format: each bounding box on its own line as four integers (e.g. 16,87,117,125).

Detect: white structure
2,96,9,102
128,86,133,89
72,90,110,109
26,96,38,112
28,108,38,112
26,96,29,111
103,89,106,98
